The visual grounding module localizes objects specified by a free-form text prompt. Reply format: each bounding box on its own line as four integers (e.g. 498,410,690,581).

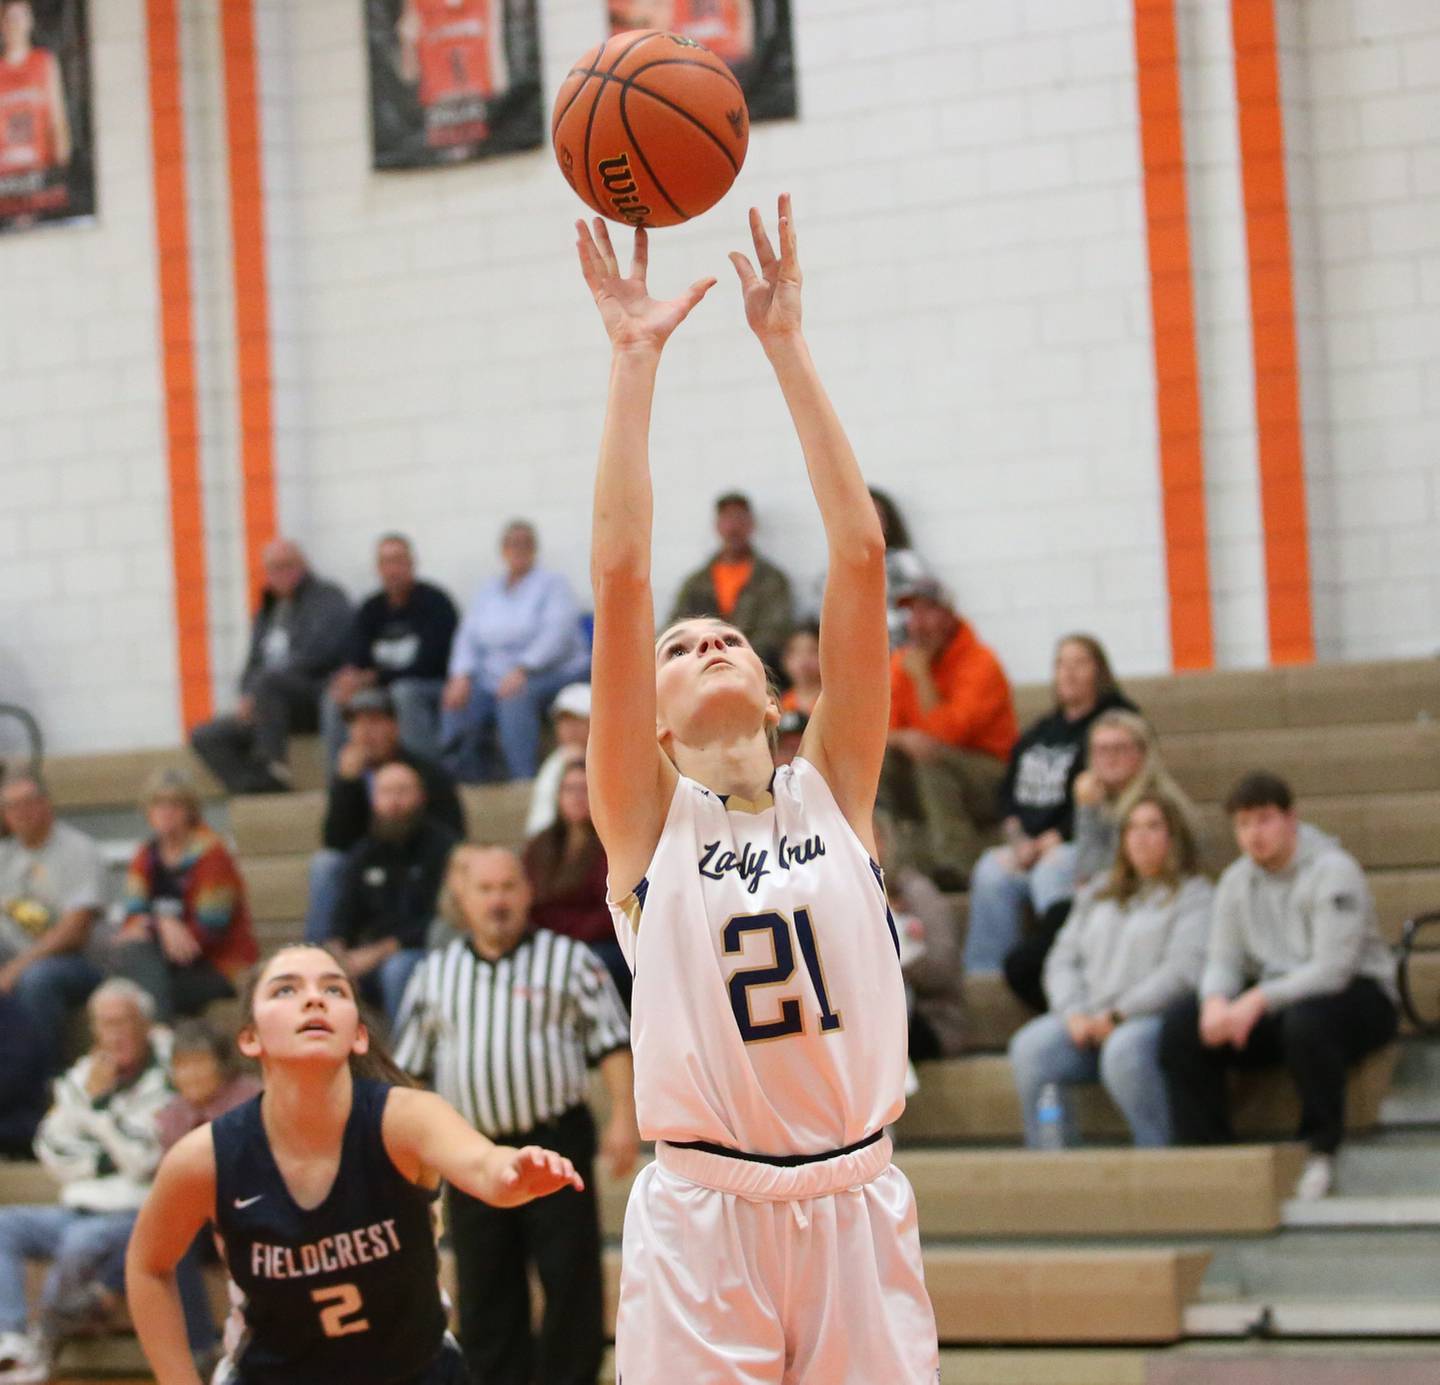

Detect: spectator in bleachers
524,682,592,838
779,621,821,716
111,770,258,1022
876,815,966,1061
155,1020,261,1376
1008,792,1210,1148
523,758,628,1006
190,539,353,793
669,491,795,669
870,486,930,649
331,761,460,1023
1003,709,1194,1011
321,533,459,764
879,578,1017,889
441,520,592,783
0,994,47,1160
0,774,105,1069
306,686,464,945
963,635,1136,972
0,980,170,1380
1159,771,1399,1200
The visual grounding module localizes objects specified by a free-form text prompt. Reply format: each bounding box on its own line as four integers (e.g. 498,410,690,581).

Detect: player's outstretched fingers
748,206,777,270
593,218,620,277
729,251,759,291
630,226,649,282
777,193,800,278
576,221,604,293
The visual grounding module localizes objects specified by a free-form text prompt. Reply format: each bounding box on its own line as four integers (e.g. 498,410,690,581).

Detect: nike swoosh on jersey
234,1194,265,1209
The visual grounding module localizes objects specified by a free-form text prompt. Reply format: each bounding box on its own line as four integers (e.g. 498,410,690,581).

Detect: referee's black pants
1158,979,1397,1155
448,1104,604,1385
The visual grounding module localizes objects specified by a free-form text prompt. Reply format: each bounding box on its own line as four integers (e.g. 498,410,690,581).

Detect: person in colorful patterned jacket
111,770,257,1022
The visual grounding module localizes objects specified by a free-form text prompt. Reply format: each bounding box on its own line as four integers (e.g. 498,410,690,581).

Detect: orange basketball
552,30,750,229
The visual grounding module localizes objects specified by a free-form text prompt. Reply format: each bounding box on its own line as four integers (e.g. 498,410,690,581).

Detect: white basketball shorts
614,1132,940,1385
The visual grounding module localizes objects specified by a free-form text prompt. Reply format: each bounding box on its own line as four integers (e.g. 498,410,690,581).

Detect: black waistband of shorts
662,1128,884,1168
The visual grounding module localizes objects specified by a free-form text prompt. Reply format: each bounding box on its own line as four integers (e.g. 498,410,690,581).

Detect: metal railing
1398,911,1440,1035
0,702,42,781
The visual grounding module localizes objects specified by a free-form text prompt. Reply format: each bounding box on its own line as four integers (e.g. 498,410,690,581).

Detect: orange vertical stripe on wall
1133,0,1214,670
1231,0,1315,664
146,0,213,729
220,0,278,604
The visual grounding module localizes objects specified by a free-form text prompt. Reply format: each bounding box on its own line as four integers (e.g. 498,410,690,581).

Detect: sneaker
1295,1153,1335,1201
0,1331,49,1383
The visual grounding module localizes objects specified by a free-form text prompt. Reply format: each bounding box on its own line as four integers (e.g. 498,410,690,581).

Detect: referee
395,843,637,1385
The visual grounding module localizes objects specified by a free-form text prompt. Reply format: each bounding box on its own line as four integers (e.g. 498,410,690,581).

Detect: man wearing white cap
525,684,593,837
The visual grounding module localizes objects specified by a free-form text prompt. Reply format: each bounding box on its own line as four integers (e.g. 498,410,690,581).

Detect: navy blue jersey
211,1079,448,1385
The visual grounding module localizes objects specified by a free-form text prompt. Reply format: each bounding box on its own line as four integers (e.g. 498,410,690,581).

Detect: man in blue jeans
440,520,591,783
0,775,105,1069
0,981,172,1382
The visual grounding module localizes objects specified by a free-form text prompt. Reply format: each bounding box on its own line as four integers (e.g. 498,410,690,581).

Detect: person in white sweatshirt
1009,791,1211,1148
0,979,172,1382
1159,771,1398,1200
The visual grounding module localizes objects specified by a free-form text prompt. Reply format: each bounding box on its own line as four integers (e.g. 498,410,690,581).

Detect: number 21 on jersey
723,907,842,1043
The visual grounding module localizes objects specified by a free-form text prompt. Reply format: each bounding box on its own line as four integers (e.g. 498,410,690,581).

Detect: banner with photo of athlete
0,0,95,234
606,0,796,122
366,0,543,170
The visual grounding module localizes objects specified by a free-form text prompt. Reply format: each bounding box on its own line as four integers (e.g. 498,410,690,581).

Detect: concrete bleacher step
1200,1227,1440,1306
1162,722,1440,804
240,854,312,926
1195,793,1440,873
229,780,536,859
40,747,224,810
893,1046,1398,1145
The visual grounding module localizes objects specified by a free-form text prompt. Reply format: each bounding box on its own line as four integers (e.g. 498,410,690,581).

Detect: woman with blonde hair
112,768,257,1020
1007,791,1212,1148
1004,709,1198,1009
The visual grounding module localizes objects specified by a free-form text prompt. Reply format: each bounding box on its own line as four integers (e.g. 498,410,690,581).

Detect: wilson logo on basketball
558,145,577,191
597,153,652,227
666,34,704,49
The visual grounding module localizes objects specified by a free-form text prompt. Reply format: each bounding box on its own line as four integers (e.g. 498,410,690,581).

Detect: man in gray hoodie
1159,771,1397,1198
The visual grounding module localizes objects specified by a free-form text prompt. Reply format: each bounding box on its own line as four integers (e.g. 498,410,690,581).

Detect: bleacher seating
6,655,1439,1379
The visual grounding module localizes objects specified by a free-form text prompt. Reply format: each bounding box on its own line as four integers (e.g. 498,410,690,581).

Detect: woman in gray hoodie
1009,791,1211,1148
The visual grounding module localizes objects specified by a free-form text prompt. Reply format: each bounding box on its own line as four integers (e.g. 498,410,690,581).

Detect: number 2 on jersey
723,907,842,1044
312,1283,369,1337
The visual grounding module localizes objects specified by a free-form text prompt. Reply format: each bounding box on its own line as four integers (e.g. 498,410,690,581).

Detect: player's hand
730,193,803,346
577,219,716,355
600,1114,640,1181
492,1145,585,1206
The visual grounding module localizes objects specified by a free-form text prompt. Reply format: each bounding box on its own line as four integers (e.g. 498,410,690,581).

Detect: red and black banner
606,0,797,122
366,0,543,170
0,0,95,234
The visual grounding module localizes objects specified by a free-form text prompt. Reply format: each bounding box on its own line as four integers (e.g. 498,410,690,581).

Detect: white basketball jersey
608,757,909,1155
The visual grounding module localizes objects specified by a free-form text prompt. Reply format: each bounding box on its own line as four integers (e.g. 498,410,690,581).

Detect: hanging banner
606,0,796,122
366,0,543,170
0,0,95,234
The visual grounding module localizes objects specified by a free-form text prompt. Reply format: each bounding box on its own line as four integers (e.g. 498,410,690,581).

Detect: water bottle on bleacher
1035,1083,1066,1151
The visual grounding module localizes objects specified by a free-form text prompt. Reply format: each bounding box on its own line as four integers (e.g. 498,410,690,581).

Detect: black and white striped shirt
393,929,630,1138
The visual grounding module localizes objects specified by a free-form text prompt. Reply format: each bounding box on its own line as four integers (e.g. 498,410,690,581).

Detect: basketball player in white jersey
575,197,940,1383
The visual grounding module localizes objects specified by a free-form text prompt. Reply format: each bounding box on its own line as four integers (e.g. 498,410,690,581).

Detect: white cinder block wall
0,0,1435,756
0,0,181,755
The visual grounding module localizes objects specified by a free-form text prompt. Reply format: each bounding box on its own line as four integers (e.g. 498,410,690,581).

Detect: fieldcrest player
125,944,581,1384
576,196,940,1383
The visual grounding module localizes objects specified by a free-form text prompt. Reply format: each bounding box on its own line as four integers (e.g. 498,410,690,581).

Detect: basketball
552,30,750,229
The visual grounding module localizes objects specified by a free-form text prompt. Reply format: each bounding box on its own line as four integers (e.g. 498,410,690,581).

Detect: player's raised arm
729,196,889,844
577,219,715,888
126,1128,217,1385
